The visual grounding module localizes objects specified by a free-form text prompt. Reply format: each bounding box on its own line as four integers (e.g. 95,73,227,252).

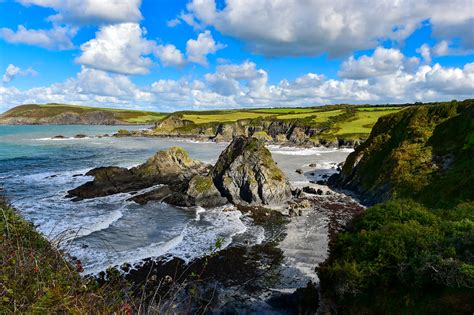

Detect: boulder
211,136,292,206
133,146,208,184
295,169,303,174
186,175,227,207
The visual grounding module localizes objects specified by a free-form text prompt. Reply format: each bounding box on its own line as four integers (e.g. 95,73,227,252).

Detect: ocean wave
64,209,124,240
169,206,248,263
77,233,185,275
268,145,353,156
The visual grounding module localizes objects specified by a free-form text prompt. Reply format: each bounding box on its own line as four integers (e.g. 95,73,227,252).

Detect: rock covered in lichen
211,136,292,206
186,175,227,207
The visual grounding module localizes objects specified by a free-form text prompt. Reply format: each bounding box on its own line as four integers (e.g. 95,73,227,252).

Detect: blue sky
0,0,473,112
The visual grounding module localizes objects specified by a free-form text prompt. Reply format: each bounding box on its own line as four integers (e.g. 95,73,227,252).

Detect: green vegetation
334,108,400,135
0,196,132,313
319,199,474,314
319,100,474,313
0,104,165,124
335,100,474,206
183,111,273,123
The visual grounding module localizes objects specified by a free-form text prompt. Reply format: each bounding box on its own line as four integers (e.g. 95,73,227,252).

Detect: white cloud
182,0,474,57
417,44,432,64
0,25,76,50
2,64,38,83
186,30,225,66
154,44,186,67
75,23,156,75
339,47,413,79
2,64,20,83
166,19,181,27
1,55,473,112
18,0,142,25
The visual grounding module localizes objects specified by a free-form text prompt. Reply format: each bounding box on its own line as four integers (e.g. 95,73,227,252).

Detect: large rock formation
67,147,208,200
211,136,292,206
68,137,293,208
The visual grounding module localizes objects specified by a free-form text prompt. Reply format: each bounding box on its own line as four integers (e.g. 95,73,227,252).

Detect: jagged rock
134,146,208,183
211,136,292,206
186,175,227,207
67,147,208,200
128,185,174,205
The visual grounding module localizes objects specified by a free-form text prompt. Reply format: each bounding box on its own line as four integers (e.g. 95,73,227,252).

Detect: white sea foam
268,144,353,156
35,136,94,141
76,233,185,275
194,206,206,221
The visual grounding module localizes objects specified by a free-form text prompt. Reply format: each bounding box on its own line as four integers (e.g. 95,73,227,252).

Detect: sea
0,125,352,275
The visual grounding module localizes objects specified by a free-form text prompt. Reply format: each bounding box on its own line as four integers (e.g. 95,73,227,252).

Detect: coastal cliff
318,100,474,313
328,99,474,207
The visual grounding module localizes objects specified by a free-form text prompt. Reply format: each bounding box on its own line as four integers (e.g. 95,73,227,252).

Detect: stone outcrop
67,147,208,200
211,136,292,206
68,137,293,208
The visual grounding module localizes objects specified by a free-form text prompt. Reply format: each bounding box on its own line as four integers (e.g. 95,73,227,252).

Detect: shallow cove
0,125,357,305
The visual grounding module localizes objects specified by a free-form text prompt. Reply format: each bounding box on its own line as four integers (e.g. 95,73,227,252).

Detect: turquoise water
0,125,351,274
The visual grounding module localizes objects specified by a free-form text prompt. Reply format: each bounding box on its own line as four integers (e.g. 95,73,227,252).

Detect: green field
252,107,319,114
1,103,407,135
334,108,402,135
182,111,273,123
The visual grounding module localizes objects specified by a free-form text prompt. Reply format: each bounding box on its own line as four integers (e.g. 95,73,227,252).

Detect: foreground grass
0,195,132,313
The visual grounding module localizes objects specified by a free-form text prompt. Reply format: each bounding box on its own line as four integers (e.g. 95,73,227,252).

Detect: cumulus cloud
2,64,38,83
0,25,76,50
2,64,21,83
339,47,417,79
18,0,142,25
154,44,186,67
75,23,156,75
181,0,474,57
1,53,473,112
186,30,225,66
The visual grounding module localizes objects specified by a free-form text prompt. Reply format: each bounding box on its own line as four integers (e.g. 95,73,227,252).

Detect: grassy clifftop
0,104,165,125
153,104,406,141
330,99,474,207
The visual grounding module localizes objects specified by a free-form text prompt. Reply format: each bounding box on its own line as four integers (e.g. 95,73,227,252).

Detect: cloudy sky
0,0,473,112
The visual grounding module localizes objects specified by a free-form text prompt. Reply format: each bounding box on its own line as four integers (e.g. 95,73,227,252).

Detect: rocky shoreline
64,136,364,313
90,185,363,313
111,114,365,149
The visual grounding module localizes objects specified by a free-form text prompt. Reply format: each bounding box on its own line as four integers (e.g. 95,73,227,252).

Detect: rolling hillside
0,104,165,125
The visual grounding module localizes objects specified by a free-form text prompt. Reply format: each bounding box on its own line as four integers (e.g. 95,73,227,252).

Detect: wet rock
74,134,87,138
309,163,316,167
292,188,303,198
52,135,66,139
302,186,323,195
295,168,303,174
